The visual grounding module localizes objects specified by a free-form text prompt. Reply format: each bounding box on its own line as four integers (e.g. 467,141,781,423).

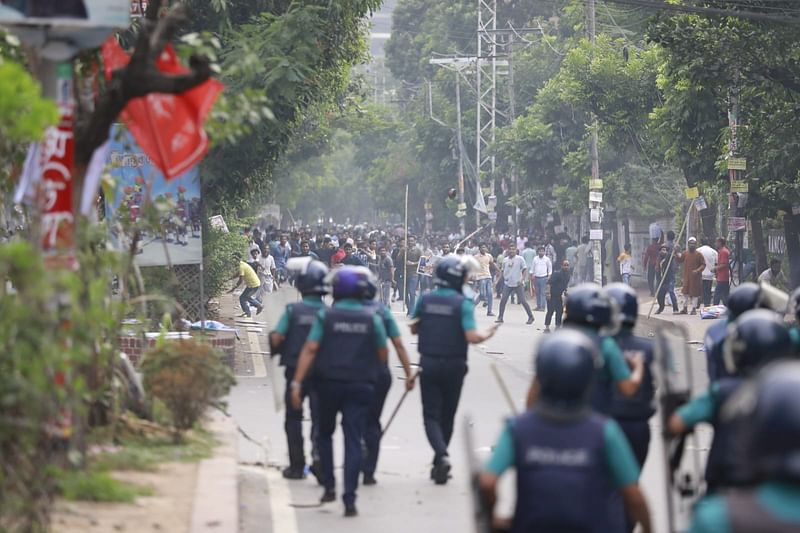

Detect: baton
490,363,518,415
381,369,421,437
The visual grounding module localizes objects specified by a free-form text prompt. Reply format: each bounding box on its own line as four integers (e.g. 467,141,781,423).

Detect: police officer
410,255,497,484
356,268,416,485
667,309,794,491
688,361,800,532
290,266,388,517
704,282,766,382
604,283,656,470
479,329,652,533
268,259,329,480
561,283,644,415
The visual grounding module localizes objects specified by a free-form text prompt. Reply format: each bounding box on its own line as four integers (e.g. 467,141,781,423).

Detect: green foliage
140,340,235,438
54,469,152,503
203,226,248,304
91,429,216,472
0,236,129,530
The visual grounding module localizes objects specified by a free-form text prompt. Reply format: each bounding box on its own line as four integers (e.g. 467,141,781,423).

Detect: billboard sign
0,0,130,50
106,124,202,267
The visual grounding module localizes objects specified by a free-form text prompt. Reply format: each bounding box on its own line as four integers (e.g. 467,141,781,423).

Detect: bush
202,225,248,306
140,340,234,439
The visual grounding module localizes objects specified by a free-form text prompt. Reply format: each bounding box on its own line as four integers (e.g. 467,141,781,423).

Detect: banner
106,124,202,266
0,0,130,26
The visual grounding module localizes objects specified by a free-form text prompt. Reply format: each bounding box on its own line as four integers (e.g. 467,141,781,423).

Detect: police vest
417,293,468,358
315,307,378,383
280,303,322,368
726,490,800,533
705,321,732,382
609,333,655,421
510,409,626,533
706,377,753,490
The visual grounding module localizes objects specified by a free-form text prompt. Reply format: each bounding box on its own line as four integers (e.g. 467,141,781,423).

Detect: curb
190,411,239,533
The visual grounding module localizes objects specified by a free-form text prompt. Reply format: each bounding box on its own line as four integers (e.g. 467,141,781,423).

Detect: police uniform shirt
688,482,800,533
273,295,327,336
676,383,721,427
376,303,402,338
410,287,477,332
484,416,640,488
306,299,388,350
571,327,632,386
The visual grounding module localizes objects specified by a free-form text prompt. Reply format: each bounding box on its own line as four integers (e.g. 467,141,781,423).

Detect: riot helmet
604,283,638,327
723,309,793,376
564,283,617,331
535,329,600,415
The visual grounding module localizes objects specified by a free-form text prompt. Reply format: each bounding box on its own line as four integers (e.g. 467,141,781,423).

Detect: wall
119,332,236,369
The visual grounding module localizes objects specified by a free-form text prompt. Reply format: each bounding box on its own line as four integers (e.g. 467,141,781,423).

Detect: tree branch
74,4,211,168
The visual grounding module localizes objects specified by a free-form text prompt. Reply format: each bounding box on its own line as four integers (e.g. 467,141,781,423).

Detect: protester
617,243,633,285
697,237,718,310
229,253,263,317
758,258,788,291
376,245,394,306
676,237,705,315
530,246,552,311
655,245,679,314
496,245,535,325
713,237,731,305
543,260,570,332
643,237,661,296
473,243,495,316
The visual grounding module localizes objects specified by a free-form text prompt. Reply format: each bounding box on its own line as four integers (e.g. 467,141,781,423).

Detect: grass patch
92,428,217,472
55,470,153,503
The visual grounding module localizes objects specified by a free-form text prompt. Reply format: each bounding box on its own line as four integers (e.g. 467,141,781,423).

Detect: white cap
688,237,697,243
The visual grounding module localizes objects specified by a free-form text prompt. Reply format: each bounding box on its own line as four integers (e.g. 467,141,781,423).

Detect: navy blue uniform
273,297,326,472
704,320,731,382
487,408,635,533
307,300,387,506
609,328,656,469
361,300,401,478
412,288,476,463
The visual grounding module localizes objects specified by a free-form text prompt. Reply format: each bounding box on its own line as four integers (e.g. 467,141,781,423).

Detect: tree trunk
784,213,800,290
751,215,768,276
700,200,717,240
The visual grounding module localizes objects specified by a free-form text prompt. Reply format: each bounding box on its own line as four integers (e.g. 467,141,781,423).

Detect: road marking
264,466,300,533
247,331,268,378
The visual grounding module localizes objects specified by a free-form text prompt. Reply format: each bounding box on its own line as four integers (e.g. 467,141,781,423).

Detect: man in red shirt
642,237,661,297
713,237,731,305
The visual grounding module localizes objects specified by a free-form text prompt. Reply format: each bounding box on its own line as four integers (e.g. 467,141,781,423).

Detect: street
226,287,714,533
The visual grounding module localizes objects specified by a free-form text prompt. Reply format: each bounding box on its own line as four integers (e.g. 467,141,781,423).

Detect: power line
603,0,800,23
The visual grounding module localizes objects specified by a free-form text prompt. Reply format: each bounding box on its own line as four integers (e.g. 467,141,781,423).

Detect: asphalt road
227,287,714,533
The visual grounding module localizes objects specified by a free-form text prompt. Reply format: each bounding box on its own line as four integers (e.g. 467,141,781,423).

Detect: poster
685,186,699,199
589,191,603,203
106,125,202,266
728,216,747,232
0,0,130,26
589,229,603,240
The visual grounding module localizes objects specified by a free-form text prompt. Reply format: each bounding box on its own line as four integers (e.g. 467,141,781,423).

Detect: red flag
101,38,223,180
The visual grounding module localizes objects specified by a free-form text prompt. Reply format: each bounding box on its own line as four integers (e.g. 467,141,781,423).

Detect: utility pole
588,0,603,285
429,59,471,236
455,72,466,237
477,0,498,229
508,34,520,237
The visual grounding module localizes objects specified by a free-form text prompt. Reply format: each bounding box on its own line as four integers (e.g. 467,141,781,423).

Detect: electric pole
455,72,467,237
588,0,603,285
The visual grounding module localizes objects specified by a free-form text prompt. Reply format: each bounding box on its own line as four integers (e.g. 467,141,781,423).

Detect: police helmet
723,309,793,376
604,283,638,327
294,260,329,296
330,266,371,301
535,329,599,413
727,282,763,320
563,283,616,330
351,266,378,300
733,361,800,482
434,255,469,290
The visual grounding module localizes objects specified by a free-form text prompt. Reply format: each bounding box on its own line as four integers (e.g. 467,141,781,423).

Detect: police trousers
284,367,319,470
316,379,374,506
363,365,393,476
419,356,468,462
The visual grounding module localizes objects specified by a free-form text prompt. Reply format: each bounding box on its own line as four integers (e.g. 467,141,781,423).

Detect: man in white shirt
531,246,553,311
473,244,496,316
496,245,535,325
697,237,718,309
521,240,537,299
